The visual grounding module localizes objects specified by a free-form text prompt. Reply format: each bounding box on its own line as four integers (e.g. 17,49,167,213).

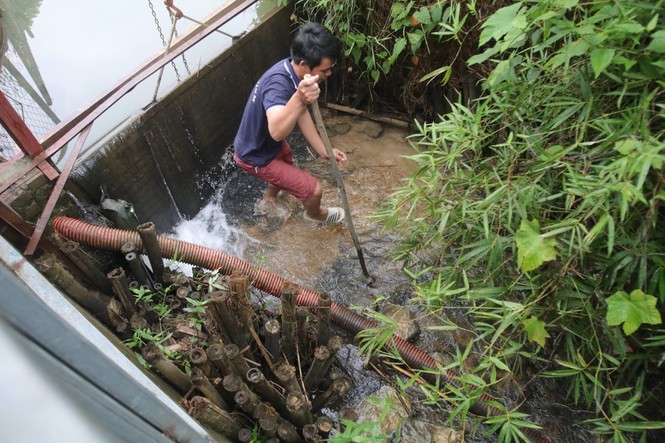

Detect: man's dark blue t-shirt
233,58,299,167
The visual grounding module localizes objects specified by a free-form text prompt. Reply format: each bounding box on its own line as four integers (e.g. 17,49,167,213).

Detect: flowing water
166,111,589,442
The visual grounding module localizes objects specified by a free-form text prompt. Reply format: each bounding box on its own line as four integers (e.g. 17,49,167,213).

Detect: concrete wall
70,5,293,232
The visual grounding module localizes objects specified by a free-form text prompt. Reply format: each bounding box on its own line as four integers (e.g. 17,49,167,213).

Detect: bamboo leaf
590,47,615,78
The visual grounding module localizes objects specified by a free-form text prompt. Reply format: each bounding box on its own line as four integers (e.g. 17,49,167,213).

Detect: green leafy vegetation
291,0,665,440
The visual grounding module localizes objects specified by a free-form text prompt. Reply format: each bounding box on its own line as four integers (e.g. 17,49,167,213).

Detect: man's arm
266,75,320,141
298,111,348,163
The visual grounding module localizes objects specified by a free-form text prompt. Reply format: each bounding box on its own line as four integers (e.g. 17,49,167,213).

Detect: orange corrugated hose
52,216,549,442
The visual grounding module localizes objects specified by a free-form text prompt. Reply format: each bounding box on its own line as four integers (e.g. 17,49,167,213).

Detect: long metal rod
309,100,371,279
150,18,179,104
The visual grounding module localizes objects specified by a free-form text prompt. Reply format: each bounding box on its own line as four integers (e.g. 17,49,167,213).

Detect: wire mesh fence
1,42,60,161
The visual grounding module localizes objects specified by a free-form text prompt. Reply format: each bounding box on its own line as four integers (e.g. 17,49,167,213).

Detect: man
233,22,347,224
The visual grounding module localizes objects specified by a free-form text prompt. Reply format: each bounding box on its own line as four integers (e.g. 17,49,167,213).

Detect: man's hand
332,148,347,164
297,74,320,105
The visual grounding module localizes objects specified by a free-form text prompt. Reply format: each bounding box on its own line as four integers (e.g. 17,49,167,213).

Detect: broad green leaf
413,7,432,25
606,290,662,335
590,48,615,78
515,219,558,272
523,316,550,347
648,30,665,53
478,3,525,46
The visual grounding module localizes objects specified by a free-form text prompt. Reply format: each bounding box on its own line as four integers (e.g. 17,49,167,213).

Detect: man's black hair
290,22,340,68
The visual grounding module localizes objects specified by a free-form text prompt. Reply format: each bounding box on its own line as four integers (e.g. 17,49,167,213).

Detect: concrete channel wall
70,5,293,232
1,4,294,442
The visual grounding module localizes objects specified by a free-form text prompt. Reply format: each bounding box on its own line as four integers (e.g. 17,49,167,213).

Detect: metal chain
171,16,191,77
147,0,181,82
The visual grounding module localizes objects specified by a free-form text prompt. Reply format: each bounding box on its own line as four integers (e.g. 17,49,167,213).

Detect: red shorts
233,141,318,201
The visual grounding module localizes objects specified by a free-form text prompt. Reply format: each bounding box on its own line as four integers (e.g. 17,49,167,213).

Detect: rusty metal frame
24,124,92,255
0,91,59,180
0,0,256,255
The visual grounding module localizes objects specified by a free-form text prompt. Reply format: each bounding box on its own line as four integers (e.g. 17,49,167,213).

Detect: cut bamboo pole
137,222,165,283
234,390,260,420
259,415,278,438
303,423,321,442
107,267,136,314
222,374,260,405
190,347,213,378
141,343,191,394
224,343,251,381
246,367,287,416
277,421,304,443
208,291,250,350
311,376,352,412
190,396,242,439
316,415,333,438
190,367,229,410
263,318,281,359
51,233,113,294
303,346,333,393
316,292,331,347
237,428,253,443
280,282,299,363
323,102,410,128
124,251,153,289
274,361,302,395
35,253,124,327
207,342,237,377
285,392,313,427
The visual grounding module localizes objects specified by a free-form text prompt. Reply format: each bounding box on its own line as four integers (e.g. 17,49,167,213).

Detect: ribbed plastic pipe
52,216,549,442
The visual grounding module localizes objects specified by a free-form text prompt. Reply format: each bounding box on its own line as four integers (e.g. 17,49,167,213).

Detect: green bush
374,0,665,440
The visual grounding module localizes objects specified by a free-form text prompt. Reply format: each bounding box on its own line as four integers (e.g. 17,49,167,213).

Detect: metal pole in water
308,97,373,283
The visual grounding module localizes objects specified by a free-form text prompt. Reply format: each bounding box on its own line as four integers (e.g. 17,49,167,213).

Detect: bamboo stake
190,347,213,378
35,254,124,327
285,392,313,427
316,292,331,347
51,233,113,294
237,428,253,443
207,342,237,377
142,343,191,394
280,282,299,364
303,346,333,393
263,318,281,359
277,421,304,443
222,374,259,403
124,251,154,289
137,222,165,283
107,267,137,314
190,367,229,410
316,415,333,438
234,390,261,420
246,367,287,416
259,415,278,438
311,376,352,412
303,423,321,442
274,362,303,396
224,343,251,381
190,396,243,439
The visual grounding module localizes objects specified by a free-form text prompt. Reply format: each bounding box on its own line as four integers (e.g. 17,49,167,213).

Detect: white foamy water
165,191,257,275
